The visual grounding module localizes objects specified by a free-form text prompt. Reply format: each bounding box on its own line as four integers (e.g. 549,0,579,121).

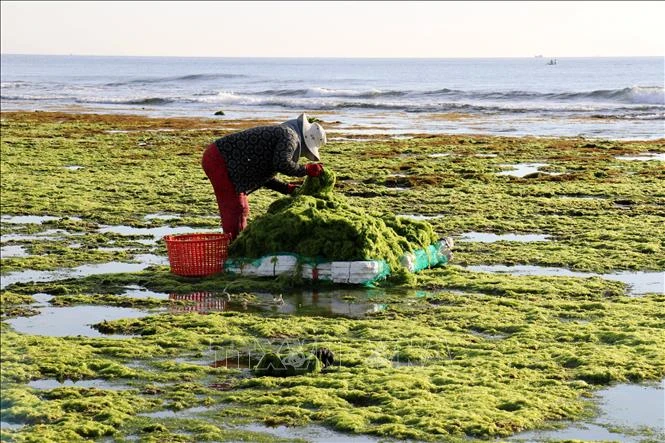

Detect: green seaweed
230,169,439,270
0,292,37,318
1,111,664,442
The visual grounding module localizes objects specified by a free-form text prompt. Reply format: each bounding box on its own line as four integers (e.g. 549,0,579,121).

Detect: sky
2,1,664,58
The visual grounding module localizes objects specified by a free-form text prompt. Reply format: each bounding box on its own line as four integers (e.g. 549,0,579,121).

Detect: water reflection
167,289,389,318
1,254,167,289
27,378,127,390
1,215,60,224
511,379,665,443
0,421,24,431
616,153,665,161
0,245,29,258
143,213,181,221
169,292,233,314
6,305,158,338
122,285,169,300
467,265,664,296
497,163,549,177
138,405,212,419
459,232,551,243
97,225,218,243
397,214,445,221
237,423,381,442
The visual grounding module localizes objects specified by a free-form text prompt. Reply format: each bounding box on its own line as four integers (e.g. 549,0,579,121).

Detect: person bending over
201,113,326,240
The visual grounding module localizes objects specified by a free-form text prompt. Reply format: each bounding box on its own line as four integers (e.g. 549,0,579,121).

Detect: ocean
1,54,663,139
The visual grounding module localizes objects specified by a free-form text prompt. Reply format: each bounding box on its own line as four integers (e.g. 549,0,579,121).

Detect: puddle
557,195,605,200
470,330,508,340
497,163,550,177
459,232,551,243
237,423,381,442
397,214,444,221
1,245,29,257
96,246,131,253
30,292,53,307
329,137,375,142
5,305,161,337
64,165,84,170
122,285,170,300
475,153,498,158
269,290,382,318
167,290,382,318
511,380,665,443
97,225,218,243
138,405,212,419
27,378,127,390
466,265,664,296
143,213,181,221
428,153,452,158
597,380,665,429
616,153,665,161
1,215,60,224
1,229,73,242
0,421,24,430
1,254,168,289
512,422,647,443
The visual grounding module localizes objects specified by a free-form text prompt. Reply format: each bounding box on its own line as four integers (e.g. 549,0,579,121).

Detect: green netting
229,169,439,271
406,242,452,273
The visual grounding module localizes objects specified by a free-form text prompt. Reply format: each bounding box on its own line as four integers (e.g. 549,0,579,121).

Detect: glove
286,183,299,195
305,163,324,177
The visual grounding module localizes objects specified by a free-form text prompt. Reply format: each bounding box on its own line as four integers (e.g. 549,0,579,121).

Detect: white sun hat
299,113,326,161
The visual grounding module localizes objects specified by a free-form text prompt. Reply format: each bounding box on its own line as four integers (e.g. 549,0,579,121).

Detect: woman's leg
201,143,247,240
238,192,250,233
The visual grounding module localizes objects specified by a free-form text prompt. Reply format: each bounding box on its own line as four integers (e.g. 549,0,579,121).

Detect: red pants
201,143,249,240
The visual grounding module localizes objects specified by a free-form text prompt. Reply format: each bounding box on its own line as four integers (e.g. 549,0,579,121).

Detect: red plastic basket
164,233,230,277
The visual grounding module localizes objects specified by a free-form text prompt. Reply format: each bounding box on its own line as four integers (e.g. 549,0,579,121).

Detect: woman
201,113,326,240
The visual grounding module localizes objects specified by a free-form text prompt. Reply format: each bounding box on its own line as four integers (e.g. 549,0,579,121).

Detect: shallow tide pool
6,305,161,338
511,379,665,443
467,264,664,295
1,254,168,289
459,232,551,243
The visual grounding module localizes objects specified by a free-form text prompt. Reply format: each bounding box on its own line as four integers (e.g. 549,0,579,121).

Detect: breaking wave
252,88,408,98
248,85,664,105
73,97,177,105
104,73,247,87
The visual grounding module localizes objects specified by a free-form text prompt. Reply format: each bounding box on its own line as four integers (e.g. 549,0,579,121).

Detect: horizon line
2,52,663,59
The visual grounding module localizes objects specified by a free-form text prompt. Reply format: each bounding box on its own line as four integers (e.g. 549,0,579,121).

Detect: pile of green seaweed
229,169,439,269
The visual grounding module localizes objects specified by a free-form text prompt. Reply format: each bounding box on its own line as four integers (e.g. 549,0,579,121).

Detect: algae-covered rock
252,351,321,377
230,169,439,269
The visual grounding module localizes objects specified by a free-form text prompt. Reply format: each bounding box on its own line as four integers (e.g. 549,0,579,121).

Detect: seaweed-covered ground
1,111,664,443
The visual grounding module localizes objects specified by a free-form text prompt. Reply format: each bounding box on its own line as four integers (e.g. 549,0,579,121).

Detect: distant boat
547,58,557,65
535,54,544,58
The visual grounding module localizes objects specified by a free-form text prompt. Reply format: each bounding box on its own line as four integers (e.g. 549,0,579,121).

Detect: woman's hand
305,163,324,177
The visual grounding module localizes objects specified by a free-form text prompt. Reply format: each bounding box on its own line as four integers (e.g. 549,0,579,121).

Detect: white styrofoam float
224,238,454,285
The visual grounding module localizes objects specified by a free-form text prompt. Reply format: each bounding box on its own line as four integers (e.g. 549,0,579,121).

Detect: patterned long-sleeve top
214,125,307,194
